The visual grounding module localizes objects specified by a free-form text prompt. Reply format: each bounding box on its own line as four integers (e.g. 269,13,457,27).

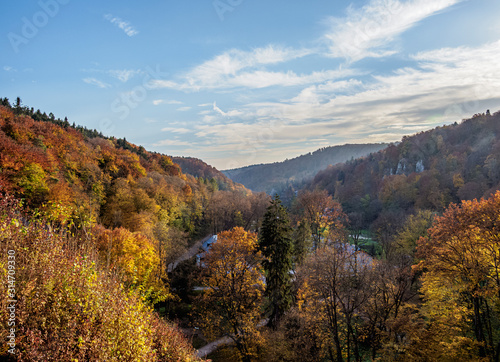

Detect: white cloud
153,99,183,105
150,45,316,91
190,40,500,166
161,127,192,134
108,69,140,82
153,139,192,147
3,66,16,72
83,77,111,89
324,0,462,61
104,14,139,37
177,106,192,112
153,68,356,91
213,102,227,116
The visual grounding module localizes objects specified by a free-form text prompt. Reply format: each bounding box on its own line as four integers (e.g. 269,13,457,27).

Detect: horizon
2,0,500,169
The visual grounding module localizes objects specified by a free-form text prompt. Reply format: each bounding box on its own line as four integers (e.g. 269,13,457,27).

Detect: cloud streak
323,0,462,61
83,77,111,89
108,69,141,82
104,14,139,37
150,45,318,91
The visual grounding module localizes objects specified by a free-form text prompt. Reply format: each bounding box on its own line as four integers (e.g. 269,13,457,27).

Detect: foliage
197,227,264,362
306,110,500,236
415,191,500,360
296,189,348,249
94,225,171,304
292,219,312,267
297,242,375,361
172,156,243,192
0,192,200,361
259,195,294,329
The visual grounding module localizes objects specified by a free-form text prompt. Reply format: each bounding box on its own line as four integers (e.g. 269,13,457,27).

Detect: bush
0,193,200,361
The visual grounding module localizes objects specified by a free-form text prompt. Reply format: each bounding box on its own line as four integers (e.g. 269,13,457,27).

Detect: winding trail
195,319,268,359
196,335,234,358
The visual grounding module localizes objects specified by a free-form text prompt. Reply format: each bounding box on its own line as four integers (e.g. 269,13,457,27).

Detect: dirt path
195,319,268,359
196,335,234,358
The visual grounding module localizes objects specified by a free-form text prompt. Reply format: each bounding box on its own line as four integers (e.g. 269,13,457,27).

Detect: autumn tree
293,219,312,267
297,189,347,249
416,191,500,360
94,226,170,304
259,195,294,329
392,209,435,258
197,227,264,362
297,242,374,361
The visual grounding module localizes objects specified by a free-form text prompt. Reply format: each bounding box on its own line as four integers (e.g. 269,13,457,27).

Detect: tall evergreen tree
259,194,293,329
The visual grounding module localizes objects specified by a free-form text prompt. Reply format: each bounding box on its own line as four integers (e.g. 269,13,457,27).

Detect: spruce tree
259,194,293,329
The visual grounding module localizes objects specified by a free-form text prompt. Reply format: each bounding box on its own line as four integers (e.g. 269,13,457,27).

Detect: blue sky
2,0,500,170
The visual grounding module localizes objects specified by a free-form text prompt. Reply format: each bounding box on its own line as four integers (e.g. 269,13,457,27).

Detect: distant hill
304,109,500,230
171,156,243,192
222,143,388,193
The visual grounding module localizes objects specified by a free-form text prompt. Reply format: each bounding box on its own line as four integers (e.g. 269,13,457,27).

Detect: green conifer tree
259,194,293,329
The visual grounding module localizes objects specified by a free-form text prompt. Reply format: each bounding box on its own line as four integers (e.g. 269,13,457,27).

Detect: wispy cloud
3,66,16,72
150,45,315,91
153,99,183,106
83,77,111,89
177,106,192,112
161,127,192,134
212,102,245,118
81,67,141,82
104,14,139,37
213,102,227,116
323,0,462,61
108,69,141,82
191,40,500,166
153,139,192,147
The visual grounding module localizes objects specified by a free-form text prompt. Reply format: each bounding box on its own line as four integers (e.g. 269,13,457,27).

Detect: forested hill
171,156,240,191
223,143,388,193
305,109,500,231
0,99,271,360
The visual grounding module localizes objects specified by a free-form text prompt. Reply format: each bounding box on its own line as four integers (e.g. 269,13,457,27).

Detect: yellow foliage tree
197,227,264,362
95,226,170,304
416,191,500,360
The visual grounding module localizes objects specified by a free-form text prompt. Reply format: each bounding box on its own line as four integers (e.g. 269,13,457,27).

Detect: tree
297,242,374,362
297,189,347,249
198,227,264,362
392,209,435,258
259,194,293,329
293,219,312,267
416,191,500,360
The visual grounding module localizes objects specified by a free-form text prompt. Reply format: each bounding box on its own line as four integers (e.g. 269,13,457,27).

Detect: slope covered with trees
172,156,242,192
4,96,500,361
304,110,500,235
222,143,388,193
0,98,270,360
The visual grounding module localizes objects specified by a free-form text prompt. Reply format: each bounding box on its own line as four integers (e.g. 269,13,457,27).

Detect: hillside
0,99,270,360
305,109,500,231
172,156,242,192
223,143,388,193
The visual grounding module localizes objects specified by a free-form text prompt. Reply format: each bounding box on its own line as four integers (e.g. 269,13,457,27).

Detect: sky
1,0,500,170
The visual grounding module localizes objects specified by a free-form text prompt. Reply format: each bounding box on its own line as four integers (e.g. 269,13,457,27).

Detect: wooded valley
1,99,500,361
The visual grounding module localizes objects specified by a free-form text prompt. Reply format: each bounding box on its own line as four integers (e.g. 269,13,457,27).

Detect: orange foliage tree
416,191,500,360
